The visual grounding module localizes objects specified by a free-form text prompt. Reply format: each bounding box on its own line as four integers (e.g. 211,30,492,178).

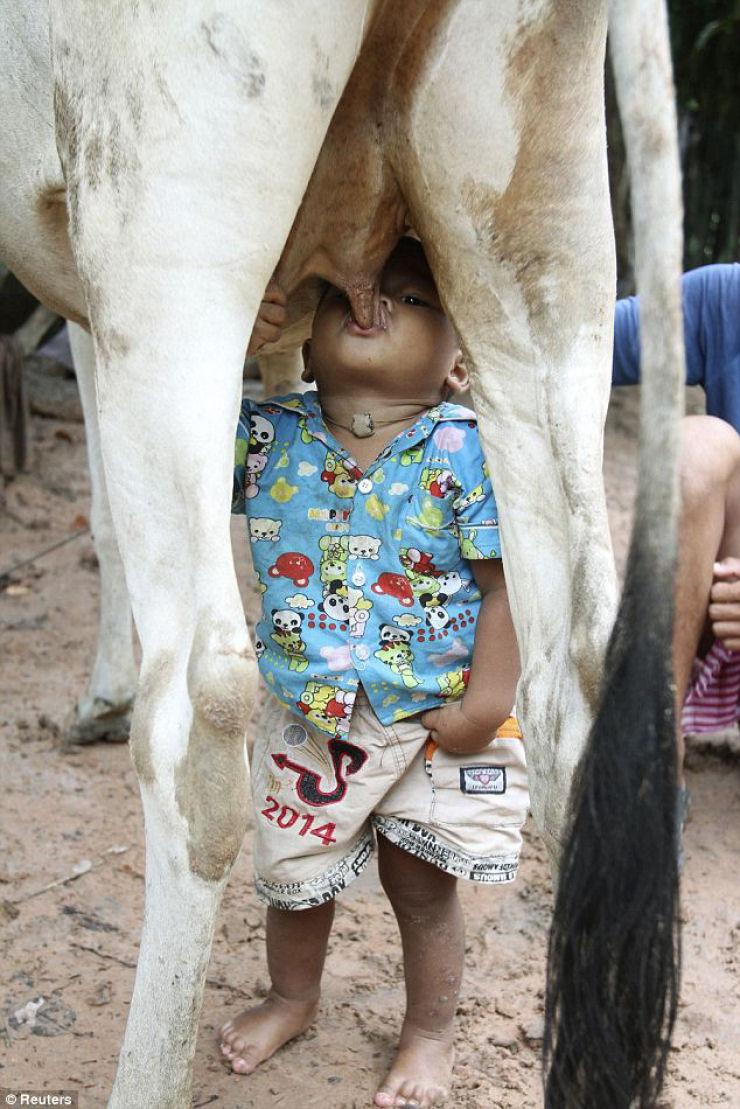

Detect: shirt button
357,478,373,494
352,569,366,586
354,645,370,661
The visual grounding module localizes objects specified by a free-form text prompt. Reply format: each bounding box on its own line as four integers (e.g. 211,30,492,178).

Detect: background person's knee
680,416,740,509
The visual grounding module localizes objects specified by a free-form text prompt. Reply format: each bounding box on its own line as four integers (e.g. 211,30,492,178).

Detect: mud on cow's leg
67,322,136,744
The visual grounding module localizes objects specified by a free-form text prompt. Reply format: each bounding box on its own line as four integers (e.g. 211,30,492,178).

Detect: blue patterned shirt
232,391,501,739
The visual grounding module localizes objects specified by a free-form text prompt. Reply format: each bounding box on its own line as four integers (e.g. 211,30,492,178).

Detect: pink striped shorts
681,639,740,734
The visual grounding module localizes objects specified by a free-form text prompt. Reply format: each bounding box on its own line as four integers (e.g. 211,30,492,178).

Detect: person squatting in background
613,263,740,758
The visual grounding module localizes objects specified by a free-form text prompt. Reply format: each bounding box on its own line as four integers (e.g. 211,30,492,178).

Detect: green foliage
669,0,740,267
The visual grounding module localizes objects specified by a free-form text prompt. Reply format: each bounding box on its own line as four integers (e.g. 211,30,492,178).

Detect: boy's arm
421,558,520,753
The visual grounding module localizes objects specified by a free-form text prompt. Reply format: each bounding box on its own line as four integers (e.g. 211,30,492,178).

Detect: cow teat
345,280,382,331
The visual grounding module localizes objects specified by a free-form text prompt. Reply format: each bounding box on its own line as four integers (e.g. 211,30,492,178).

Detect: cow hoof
67,697,134,745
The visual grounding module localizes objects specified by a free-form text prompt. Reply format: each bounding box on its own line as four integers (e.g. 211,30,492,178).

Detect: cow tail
544,2,685,1106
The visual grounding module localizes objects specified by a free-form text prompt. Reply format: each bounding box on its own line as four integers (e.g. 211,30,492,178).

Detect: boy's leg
674,416,740,769
374,835,464,1109
220,900,335,1074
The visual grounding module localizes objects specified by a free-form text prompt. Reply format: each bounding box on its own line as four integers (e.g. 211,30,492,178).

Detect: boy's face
306,239,466,398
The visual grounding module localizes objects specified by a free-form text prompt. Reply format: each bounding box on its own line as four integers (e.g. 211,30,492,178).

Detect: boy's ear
301,340,314,383
445,352,469,395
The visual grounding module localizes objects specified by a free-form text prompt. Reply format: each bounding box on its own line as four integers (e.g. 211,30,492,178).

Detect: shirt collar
264,391,476,456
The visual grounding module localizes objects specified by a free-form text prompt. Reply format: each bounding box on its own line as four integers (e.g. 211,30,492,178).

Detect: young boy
221,238,527,1108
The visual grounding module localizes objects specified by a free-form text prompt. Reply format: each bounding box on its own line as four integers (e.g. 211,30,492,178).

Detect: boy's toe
231,1051,259,1075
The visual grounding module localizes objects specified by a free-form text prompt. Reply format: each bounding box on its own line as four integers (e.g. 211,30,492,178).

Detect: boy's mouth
344,301,388,336
345,319,386,337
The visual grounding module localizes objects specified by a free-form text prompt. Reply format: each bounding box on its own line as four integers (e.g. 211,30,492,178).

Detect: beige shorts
250,688,529,910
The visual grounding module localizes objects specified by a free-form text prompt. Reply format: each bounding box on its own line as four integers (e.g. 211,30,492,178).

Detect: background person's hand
247,282,287,355
709,557,740,650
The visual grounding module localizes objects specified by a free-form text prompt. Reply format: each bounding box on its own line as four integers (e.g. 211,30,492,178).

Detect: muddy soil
1,381,738,1107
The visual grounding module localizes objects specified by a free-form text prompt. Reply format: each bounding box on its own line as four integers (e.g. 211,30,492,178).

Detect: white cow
0,2,684,1105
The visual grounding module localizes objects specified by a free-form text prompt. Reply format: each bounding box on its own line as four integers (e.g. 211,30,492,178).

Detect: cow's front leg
67,322,136,743
49,4,375,1102
94,308,257,1108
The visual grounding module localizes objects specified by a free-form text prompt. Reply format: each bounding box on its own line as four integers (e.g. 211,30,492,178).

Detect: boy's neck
315,390,442,470
316,388,445,432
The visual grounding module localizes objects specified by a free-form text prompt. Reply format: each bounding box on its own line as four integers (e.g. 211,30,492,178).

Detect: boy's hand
709,557,740,650
247,282,287,355
421,700,494,754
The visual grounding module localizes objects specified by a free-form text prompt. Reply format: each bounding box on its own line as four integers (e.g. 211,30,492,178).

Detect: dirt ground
1,375,738,1108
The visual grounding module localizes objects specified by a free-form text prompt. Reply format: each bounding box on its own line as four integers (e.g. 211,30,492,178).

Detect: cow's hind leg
396,4,682,1105
67,322,136,743
395,4,617,861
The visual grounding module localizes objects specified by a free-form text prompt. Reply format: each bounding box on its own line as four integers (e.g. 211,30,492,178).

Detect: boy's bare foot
374,1025,455,1108
219,990,318,1075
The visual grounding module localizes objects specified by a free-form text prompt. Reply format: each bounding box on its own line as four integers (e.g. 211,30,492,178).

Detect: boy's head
303,238,468,403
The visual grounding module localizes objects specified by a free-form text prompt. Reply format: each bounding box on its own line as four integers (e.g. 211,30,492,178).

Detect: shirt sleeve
450,424,501,559
612,295,642,386
231,399,252,515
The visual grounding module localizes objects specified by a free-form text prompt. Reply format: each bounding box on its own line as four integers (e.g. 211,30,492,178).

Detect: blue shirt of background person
612,263,740,430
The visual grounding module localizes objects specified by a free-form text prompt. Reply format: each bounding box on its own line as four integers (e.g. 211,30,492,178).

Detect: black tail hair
544,513,681,1107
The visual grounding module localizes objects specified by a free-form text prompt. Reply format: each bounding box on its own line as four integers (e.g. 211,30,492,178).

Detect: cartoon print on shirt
436,666,471,702
318,535,349,596
250,413,275,451
420,466,458,499
270,610,309,672
250,517,281,542
270,476,299,503
348,535,382,560
371,572,414,607
454,463,490,514
374,625,420,689
455,482,488,512
399,445,424,467
347,586,373,638
233,393,502,738
425,605,451,630
297,682,354,736
321,452,362,498
297,415,314,445
459,528,485,560
243,413,277,499
269,552,314,586
319,592,350,623
436,571,468,599
244,450,268,500
400,547,436,575
408,570,443,607
285,593,314,610
398,551,469,630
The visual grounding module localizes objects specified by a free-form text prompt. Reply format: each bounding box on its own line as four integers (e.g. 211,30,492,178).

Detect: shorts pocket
428,736,529,829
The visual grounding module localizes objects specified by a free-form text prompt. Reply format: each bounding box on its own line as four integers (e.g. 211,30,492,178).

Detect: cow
0,2,685,1106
